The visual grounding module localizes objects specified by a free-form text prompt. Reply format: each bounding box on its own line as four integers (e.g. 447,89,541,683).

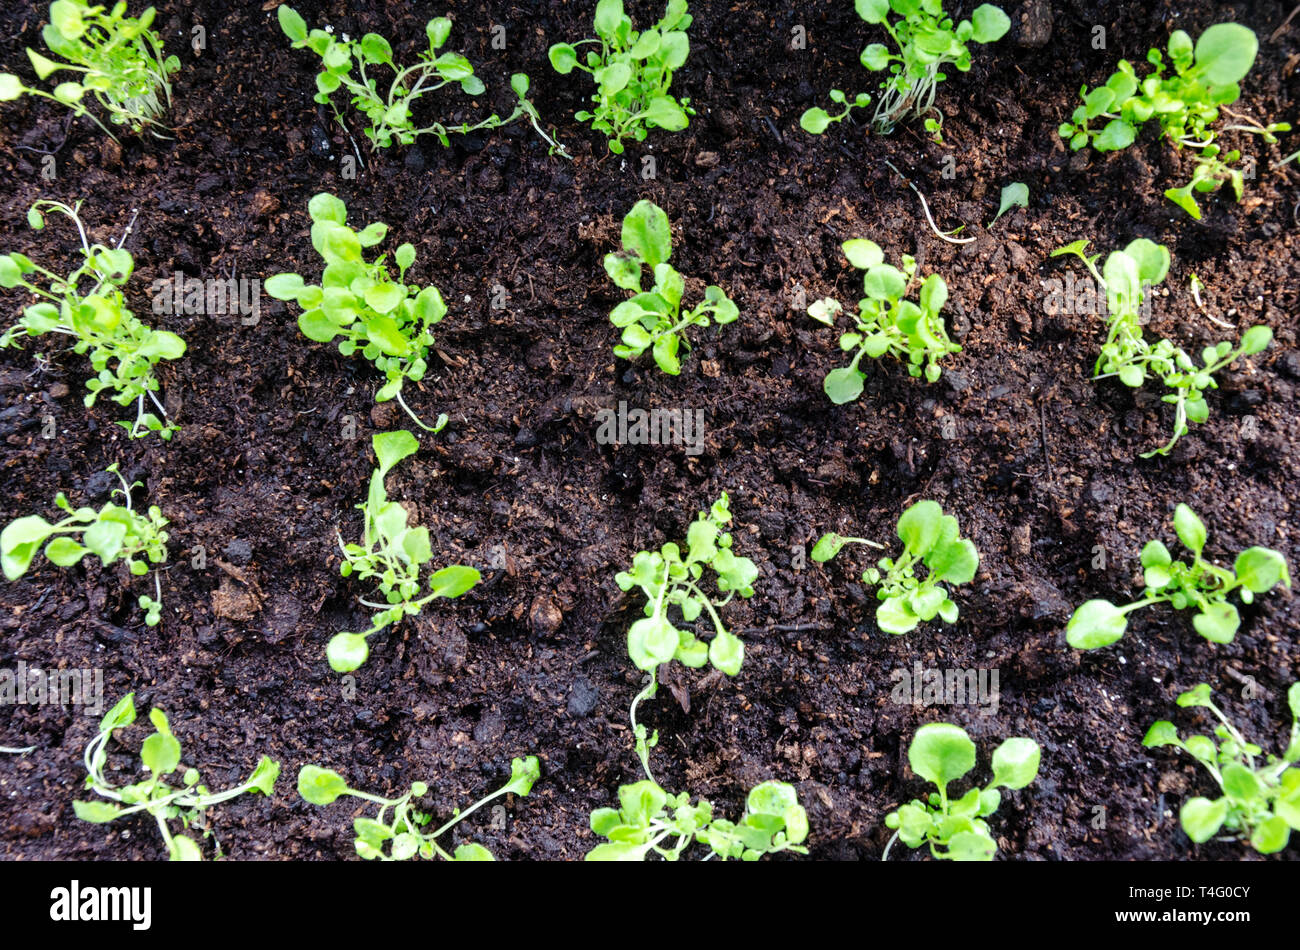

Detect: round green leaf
1066,599,1128,649
909,722,977,791
991,737,1040,789
298,765,350,805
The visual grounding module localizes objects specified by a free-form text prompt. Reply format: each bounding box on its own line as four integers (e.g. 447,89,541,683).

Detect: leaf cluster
1067,504,1290,649
808,239,959,404
884,723,1040,861
603,200,737,375
1144,683,1300,853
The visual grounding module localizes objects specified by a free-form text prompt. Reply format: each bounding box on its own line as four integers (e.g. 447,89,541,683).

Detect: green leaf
247,756,281,795
1179,796,1227,843
452,842,495,861
897,500,943,556
855,0,890,24
83,520,126,562
307,193,348,225
1093,118,1136,151
426,17,452,49
1250,815,1290,854
327,632,370,673
824,366,865,404
44,536,87,566
1122,238,1170,286
842,239,884,270
863,264,906,301
0,73,25,100
1,515,55,579
876,596,919,635
1142,720,1180,748
364,282,404,314
909,723,977,793
73,800,124,824
593,0,625,36
1193,23,1258,87
643,96,689,131
811,533,850,562
799,107,831,134
278,5,308,42
1066,599,1128,649
100,694,136,732
141,730,181,775
989,182,1028,227
503,756,541,796
427,565,480,598
1239,325,1272,355
709,629,744,676
1172,504,1207,555
1191,601,1239,644
372,429,419,475
298,765,350,805
927,538,978,585
1220,762,1263,803
620,201,672,269
945,829,997,861
628,616,678,672
970,5,1010,43
548,43,578,74
990,737,1040,789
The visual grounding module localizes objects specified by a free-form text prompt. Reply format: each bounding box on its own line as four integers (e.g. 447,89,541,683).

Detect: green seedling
298,756,539,861
603,199,738,375
1,464,169,625
278,7,565,155
0,0,179,140
1051,238,1272,457
1058,23,1291,218
801,0,1009,140
1067,504,1290,650
1144,682,1300,854
884,722,1040,861
267,193,453,432
813,500,978,635
0,200,185,439
328,430,481,673
989,182,1028,228
586,779,809,861
548,0,694,153
74,693,280,861
807,239,959,403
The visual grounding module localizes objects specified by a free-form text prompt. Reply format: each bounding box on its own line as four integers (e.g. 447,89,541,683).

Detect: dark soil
0,0,1297,861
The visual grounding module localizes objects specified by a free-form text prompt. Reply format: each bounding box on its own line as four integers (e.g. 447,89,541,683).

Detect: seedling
0,200,185,439
328,430,481,673
1058,23,1291,218
807,239,959,403
267,194,453,432
884,722,1040,861
298,756,539,861
586,779,809,861
603,200,738,375
74,694,280,861
548,0,694,153
0,0,179,140
801,1,1009,140
1,464,169,625
814,500,978,635
1051,238,1272,457
1143,682,1300,854
1066,504,1290,650
989,182,1028,228
278,7,566,156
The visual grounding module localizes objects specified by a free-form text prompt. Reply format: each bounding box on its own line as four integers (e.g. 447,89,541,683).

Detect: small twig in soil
1269,5,1299,42
1039,398,1052,479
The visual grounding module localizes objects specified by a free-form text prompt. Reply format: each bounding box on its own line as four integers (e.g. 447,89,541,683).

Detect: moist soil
0,0,1298,861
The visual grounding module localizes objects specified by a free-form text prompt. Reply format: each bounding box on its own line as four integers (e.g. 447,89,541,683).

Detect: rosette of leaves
1,464,169,626
616,493,757,678
548,0,694,153
814,500,978,635
328,430,481,673
1052,238,1273,457
1143,682,1300,854
267,193,449,432
74,694,280,861
0,0,180,140
278,7,564,154
603,199,738,375
801,0,1009,140
1058,23,1290,218
297,757,540,861
0,200,185,439
807,239,959,404
884,723,1040,861
1066,504,1290,650
586,779,809,861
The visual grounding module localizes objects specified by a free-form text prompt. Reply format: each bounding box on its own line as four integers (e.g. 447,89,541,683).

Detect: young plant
807,239,959,404
1,464,169,626
800,1,1009,140
1143,682,1300,854
1058,23,1291,219
548,0,694,153
74,693,280,861
884,723,1039,861
0,0,180,140
298,756,539,861
586,779,809,861
814,500,977,635
1051,237,1272,457
328,430,481,673
278,7,565,155
603,199,738,375
0,199,185,439
267,193,451,432
1066,504,1290,650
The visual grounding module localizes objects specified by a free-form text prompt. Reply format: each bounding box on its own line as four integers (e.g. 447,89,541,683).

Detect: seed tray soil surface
0,0,1297,861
